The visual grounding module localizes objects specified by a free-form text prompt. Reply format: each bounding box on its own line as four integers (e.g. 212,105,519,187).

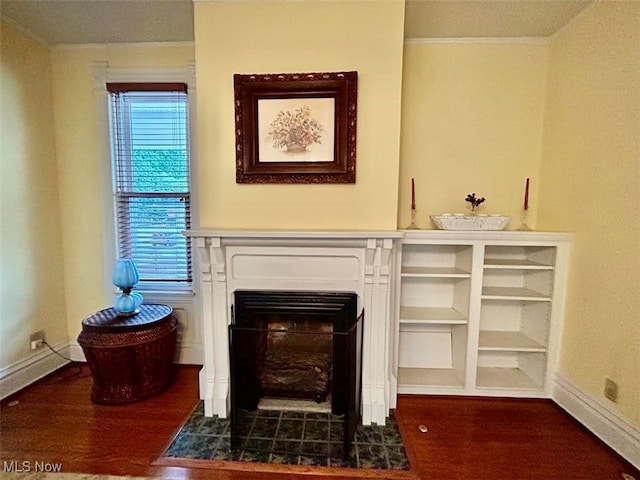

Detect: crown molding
405,37,549,45
54,41,194,50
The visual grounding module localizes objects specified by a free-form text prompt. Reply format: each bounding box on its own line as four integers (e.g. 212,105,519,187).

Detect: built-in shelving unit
394,231,570,398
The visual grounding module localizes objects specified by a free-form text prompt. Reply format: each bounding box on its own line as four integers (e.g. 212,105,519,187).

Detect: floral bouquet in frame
267,105,324,153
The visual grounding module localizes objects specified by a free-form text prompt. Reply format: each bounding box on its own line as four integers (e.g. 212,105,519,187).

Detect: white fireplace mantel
184,229,403,425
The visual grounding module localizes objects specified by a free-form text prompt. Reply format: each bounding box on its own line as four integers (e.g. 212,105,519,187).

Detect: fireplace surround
184,230,402,426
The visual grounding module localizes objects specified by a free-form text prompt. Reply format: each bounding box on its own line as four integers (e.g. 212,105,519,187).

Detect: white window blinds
108,83,191,284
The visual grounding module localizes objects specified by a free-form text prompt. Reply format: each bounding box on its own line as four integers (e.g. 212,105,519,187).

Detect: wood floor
1,364,637,480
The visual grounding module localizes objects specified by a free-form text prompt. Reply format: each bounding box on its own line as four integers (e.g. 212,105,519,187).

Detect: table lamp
112,259,143,315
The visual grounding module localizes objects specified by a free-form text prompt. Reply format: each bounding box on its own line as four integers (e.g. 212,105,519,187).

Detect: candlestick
518,209,531,231
406,178,418,229
411,178,416,210
406,207,418,229
518,178,531,230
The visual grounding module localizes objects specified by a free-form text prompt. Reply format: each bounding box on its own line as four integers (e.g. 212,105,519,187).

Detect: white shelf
478,331,546,352
398,367,464,388
401,266,471,277
483,259,554,270
476,367,542,390
400,306,467,324
481,286,551,301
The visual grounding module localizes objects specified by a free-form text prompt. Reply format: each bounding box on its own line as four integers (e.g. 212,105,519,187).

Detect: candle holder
406,208,419,230
517,209,531,231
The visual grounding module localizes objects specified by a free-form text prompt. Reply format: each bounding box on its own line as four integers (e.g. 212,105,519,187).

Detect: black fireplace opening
229,290,363,459
260,314,333,403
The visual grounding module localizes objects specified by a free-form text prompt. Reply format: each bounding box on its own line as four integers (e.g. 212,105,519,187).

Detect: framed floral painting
234,71,358,184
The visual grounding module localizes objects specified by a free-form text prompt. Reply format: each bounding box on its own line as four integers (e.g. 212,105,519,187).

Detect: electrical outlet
604,378,618,403
29,330,45,350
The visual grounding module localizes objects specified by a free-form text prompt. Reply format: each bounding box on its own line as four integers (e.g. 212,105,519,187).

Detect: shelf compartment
482,268,554,298
401,266,471,278
399,327,453,369
402,244,473,275
398,324,467,389
480,300,550,347
476,367,541,390
476,351,546,390
484,245,556,268
483,259,553,270
481,286,551,301
398,367,464,389
401,277,471,316
400,306,467,324
478,331,546,352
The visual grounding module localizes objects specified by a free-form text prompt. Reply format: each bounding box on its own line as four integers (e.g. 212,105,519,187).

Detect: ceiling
0,0,194,44
404,0,592,39
0,0,593,46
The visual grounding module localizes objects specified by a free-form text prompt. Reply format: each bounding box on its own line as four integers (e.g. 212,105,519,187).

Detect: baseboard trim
0,341,71,400
552,373,640,469
2,337,202,401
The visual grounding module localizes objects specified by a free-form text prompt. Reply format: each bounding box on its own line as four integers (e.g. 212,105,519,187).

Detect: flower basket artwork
257,97,335,164
267,105,324,154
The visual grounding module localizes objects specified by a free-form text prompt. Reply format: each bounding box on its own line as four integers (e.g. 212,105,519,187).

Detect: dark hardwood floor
1,364,637,479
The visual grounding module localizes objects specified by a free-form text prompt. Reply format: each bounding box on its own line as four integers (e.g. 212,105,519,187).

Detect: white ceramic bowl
430,214,511,231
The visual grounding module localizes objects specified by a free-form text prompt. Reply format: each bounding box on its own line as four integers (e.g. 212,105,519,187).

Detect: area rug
161,402,410,471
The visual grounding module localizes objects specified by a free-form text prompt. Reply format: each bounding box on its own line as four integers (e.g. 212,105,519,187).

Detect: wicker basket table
77,304,177,404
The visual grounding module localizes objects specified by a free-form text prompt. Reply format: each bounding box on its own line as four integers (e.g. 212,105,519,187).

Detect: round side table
77,304,178,404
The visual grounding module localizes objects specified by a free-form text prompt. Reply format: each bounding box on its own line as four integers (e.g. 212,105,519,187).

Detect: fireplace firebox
229,290,363,457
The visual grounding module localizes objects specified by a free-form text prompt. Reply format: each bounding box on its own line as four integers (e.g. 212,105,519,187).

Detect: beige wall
50,44,194,338
193,0,405,230
539,2,640,424
0,22,67,366
399,41,548,229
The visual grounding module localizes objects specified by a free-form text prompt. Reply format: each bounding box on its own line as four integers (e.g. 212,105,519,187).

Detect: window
107,83,191,287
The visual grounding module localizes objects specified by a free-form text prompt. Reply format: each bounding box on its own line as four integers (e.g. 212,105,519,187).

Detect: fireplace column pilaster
362,238,394,425
195,237,214,416
196,237,230,417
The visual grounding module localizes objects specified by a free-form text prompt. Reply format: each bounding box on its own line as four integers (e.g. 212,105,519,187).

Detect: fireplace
184,230,399,426
229,290,363,456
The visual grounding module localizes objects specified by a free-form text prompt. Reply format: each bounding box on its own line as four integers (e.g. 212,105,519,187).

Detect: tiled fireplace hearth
184,230,402,425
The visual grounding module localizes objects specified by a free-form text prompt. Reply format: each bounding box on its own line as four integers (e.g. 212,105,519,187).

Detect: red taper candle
411,178,416,210
524,178,530,211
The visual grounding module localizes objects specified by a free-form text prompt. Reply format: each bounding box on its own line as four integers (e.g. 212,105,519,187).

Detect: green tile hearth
164,402,410,470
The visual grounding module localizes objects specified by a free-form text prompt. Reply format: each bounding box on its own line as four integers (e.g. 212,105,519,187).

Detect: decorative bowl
430,214,511,231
